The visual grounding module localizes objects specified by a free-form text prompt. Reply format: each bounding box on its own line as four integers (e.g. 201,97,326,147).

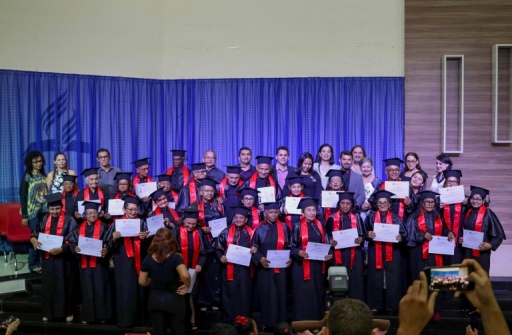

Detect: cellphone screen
427,266,473,291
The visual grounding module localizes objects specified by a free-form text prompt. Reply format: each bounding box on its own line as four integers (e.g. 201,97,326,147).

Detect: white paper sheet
332,228,359,249
258,186,276,203
115,218,141,237
225,244,252,266
135,182,157,198
77,236,103,257
285,197,302,215
266,249,291,268
321,191,339,208
209,217,228,238
37,233,63,252
146,214,165,236
305,242,331,261
428,235,455,255
108,199,125,216
439,185,465,205
384,181,409,199
462,229,484,250
186,268,197,293
373,223,400,243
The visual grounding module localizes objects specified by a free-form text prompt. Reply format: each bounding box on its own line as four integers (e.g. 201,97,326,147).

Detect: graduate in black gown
460,186,506,273
175,163,208,212
279,173,306,229
290,197,333,321
215,207,254,322
61,174,78,217
30,193,78,322
149,188,180,229
370,158,407,221
131,157,153,214
165,149,191,203
108,196,149,327
251,202,291,328
325,192,365,302
364,190,407,314
72,201,112,324
218,165,244,223
74,168,111,223
243,155,282,209
238,187,262,229
156,173,176,203
322,169,347,222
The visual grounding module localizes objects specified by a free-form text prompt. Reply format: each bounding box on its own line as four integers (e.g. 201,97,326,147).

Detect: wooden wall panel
405,1,512,243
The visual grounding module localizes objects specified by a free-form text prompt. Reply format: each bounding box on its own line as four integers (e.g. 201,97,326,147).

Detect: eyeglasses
85,212,98,216
470,198,483,202
388,169,400,173
423,200,435,205
125,207,138,212
377,202,389,206
242,197,255,201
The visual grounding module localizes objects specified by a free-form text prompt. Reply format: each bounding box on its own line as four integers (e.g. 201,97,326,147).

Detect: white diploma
285,197,302,215
332,228,359,249
428,235,455,255
168,202,176,210
462,229,484,250
146,214,165,236
321,191,339,208
77,236,103,257
226,244,252,266
108,199,125,216
439,185,465,205
209,217,227,238
384,181,410,199
258,186,276,203
186,268,197,293
37,233,63,252
78,200,101,215
373,223,400,243
266,250,291,268
135,182,157,199
305,242,331,261
115,219,141,237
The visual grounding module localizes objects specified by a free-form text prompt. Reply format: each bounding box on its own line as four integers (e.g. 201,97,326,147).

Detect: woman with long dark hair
400,152,422,182
430,154,453,193
295,152,322,199
313,144,340,190
46,152,77,194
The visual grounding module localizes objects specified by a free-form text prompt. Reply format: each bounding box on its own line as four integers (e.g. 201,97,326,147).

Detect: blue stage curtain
0,70,403,202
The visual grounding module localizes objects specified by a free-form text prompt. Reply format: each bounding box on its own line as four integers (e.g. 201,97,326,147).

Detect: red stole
43,211,65,258
120,215,142,274
84,186,105,208
154,206,180,223
465,206,487,257
61,190,78,211
188,179,198,204
166,166,190,201
219,178,243,199
132,175,153,189
249,173,277,196
332,212,358,269
226,224,254,281
444,203,462,245
80,220,101,268
250,206,261,229
180,226,200,269
114,192,136,199
300,218,326,280
383,180,405,219
273,222,286,274
285,193,305,229
324,207,333,222
418,210,443,266
374,211,394,269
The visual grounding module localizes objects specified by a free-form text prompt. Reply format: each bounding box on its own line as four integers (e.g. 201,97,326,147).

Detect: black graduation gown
222,185,241,224
75,187,111,223
215,225,253,322
242,174,283,206
325,211,366,302
36,214,78,320
364,211,407,312
462,206,506,273
290,221,330,321
112,192,145,218
71,221,112,323
107,218,148,327
63,191,77,217
175,180,201,212
251,220,290,326
442,202,466,265
168,166,188,194
301,171,323,199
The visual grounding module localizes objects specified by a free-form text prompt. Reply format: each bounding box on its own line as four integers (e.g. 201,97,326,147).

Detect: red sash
465,206,487,257
132,175,153,189
120,215,142,274
274,222,286,274
249,173,277,196
219,178,243,199
166,166,190,201
285,193,305,229
444,203,462,246
180,226,200,269
84,186,105,208
43,211,65,258
374,211,394,269
226,224,254,281
332,212,358,269
188,179,198,204
61,190,78,212
418,210,443,266
300,218,325,280
324,207,332,222
154,206,180,223
80,219,101,268
114,192,136,199
250,207,260,229
383,180,405,219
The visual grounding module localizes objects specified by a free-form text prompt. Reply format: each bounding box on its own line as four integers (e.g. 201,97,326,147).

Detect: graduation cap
470,185,490,199
149,188,167,201
298,197,317,210
156,174,172,182
62,174,77,183
443,169,462,179
191,163,207,171
83,201,101,212
226,165,242,174
239,187,258,199
182,207,200,219
81,168,99,177
337,191,355,202
231,206,251,217
418,190,439,201
286,173,305,186
131,157,150,168
263,202,280,211
325,169,344,179
171,149,186,157
44,193,63,207
200,177,218,189
114,172,133,181
255,156,273,165
123,195,139,206
383,158,403,167
373,190,395,200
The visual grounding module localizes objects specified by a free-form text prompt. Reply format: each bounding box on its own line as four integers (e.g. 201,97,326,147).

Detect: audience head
233,315,258,335
351,145,367,164
339,150,353,170
315,144,335,165
24,150,46,176
53,152,70,170
275,146,290,166
203,150,217,168
358,157,374,177
96,148,111,167
404,152,422,172
297,152,314,174
238,147,253,165
323,298,373,335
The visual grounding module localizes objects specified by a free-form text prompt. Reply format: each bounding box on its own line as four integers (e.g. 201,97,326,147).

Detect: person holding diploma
149,188,180,229
74,168,110,222
290,197,332,321
279,173,306,229
238,187,262,229
30,193,77,322
364,190,407,314
243,155,281,209
430,154,453,194
61,174,78,217
156,173,175,203
325,192,365,301
404,170,429,216
131,157,153,214
460,186,506,273
215,207,255,322
175,162,208,211
139,227,191,335
108,195,149,327
322,169,347,221
72,201,111,324
371,158,406,221
251,202,291,329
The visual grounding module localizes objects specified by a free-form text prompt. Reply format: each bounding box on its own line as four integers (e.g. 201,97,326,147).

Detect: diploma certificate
78,200,101,215
115,219,141,237
462,229,484,250
439,185,465,205
305,242,331,261
226,244,252,266
209,217,227,238
37,233,63,252
146,214,165,236
285,197,302,215
332,228,359,249
258,186,276,204
266,250,291,268
135,182,157,199
373,223,400,243
186,268,197,293
78,236,103,257
384,181,409,199
108,199,125,216
321,191,339,208
428,235,455,255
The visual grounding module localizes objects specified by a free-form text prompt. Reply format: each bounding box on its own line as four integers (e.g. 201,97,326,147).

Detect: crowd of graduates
18,144,506,334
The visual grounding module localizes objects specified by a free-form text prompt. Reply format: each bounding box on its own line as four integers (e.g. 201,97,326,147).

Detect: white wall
0,0,404,79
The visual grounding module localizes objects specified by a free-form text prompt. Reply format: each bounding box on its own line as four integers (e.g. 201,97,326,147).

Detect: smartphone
424,265,475,291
